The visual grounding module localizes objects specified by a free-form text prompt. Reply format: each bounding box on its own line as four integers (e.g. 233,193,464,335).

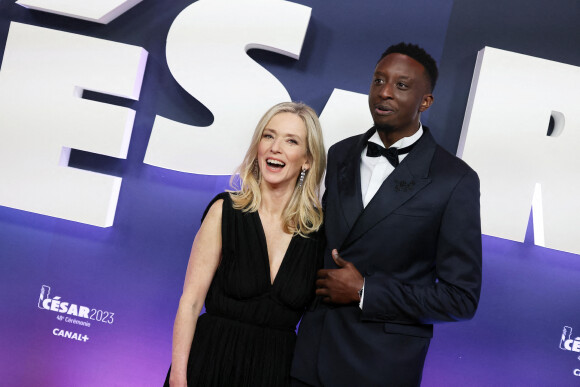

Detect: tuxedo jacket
291,127,482,387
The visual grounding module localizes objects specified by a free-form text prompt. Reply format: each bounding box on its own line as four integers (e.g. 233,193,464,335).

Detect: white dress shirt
360,125,423,207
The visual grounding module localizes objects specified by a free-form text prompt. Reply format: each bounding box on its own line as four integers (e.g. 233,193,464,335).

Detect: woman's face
257,112,310,190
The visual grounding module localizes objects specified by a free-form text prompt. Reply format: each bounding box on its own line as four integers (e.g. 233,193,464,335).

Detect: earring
298,168,306,188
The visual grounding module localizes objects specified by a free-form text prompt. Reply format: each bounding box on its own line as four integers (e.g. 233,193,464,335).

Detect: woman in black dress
165,102,326,387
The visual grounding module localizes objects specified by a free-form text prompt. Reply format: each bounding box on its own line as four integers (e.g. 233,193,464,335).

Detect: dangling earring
298,168,306,188
252,159,259,180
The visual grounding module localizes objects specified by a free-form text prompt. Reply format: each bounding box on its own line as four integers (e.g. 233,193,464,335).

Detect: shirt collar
368,123,424,149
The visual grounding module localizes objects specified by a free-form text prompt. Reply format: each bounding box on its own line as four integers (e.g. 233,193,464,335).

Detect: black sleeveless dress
165,193,324,387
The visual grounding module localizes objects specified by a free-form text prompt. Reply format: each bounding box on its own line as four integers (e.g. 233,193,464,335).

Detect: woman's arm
168,199,223,387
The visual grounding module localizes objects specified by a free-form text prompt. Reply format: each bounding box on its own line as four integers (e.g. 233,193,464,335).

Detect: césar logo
560,326,580,353
38,285,90,319
559,326,580,377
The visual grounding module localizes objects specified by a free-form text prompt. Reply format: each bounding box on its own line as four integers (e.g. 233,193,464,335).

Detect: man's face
368,53,433,134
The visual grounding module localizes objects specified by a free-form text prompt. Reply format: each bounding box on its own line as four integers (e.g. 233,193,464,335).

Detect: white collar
368,123,424,149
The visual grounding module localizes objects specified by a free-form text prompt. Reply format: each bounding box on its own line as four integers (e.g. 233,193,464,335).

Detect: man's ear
419,94,434,112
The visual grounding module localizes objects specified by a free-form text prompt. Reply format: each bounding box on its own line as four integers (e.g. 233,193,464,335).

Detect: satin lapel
340,127,438,250
336,128,376,230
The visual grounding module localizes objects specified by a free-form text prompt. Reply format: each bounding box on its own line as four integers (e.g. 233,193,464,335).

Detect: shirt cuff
358,277,365,309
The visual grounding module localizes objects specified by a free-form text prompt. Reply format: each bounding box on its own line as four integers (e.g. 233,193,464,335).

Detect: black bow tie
366,141,415,167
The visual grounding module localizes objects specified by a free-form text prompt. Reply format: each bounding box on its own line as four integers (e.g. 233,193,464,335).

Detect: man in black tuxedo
291,43,482,386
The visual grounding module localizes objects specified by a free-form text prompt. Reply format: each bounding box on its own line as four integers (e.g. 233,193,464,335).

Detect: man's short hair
378,42,439,92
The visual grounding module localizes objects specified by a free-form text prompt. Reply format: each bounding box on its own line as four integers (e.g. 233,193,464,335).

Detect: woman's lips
265,158,285,171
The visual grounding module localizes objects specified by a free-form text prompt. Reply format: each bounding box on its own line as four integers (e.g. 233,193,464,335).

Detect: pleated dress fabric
165,193,323,387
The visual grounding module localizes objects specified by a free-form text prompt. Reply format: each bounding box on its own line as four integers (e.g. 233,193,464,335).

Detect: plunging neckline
254,211,296,286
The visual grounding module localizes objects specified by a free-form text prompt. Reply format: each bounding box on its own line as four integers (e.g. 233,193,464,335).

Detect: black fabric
165,193,323,387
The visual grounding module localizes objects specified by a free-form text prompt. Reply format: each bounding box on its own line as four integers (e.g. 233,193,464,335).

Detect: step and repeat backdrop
1,0,579,385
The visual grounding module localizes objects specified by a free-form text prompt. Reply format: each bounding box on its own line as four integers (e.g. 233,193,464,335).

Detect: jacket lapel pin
394,179,416,192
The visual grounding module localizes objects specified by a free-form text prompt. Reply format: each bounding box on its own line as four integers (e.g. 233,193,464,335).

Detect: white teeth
267,159,285,166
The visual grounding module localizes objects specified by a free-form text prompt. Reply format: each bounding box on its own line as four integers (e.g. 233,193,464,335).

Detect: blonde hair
228,102,326,237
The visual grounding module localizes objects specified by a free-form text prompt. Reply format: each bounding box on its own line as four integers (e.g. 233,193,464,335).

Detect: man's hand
316,249,364,304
